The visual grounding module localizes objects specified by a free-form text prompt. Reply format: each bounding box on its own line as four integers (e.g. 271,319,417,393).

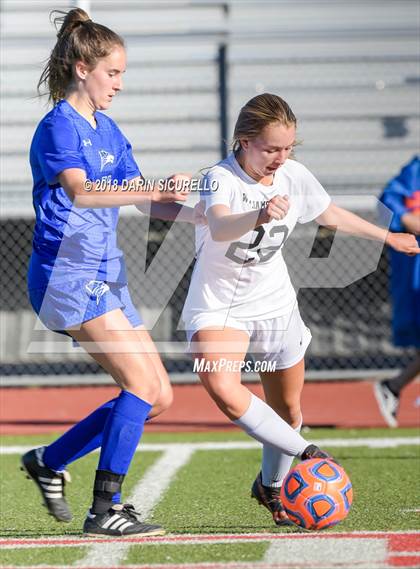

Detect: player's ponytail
232,93,297,153
54,7,91,40
38,8,124,105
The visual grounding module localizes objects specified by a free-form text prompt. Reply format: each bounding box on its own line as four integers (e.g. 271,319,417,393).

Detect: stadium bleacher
1,0,419,377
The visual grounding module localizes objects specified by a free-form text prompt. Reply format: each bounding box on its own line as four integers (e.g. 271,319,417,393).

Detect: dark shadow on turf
334,455,419,459
0,530,85,537
162,525,305,533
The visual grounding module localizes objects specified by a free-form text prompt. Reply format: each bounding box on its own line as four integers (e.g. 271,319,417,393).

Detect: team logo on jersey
85,280,110,305
99,149,115,171
82,138,92,147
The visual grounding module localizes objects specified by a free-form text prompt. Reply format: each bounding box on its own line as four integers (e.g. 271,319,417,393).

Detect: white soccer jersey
182,153,331,324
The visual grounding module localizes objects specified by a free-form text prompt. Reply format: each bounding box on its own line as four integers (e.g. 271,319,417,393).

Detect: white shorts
184,308,312,370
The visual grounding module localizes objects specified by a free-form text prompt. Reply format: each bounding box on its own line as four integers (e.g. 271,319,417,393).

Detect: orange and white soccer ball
280,458,353,530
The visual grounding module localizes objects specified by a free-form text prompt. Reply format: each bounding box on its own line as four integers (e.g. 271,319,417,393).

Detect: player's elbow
57,170,90,208
69,192,86,208
67,184,93,208
60,186,77,205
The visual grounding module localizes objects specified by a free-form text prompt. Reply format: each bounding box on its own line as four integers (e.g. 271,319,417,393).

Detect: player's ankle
91,470,124,514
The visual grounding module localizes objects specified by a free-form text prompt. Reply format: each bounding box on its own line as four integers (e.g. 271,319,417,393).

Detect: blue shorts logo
85,280,110,305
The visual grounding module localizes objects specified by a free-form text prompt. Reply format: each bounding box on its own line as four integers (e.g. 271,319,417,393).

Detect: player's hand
386,232,420,255
193,200,207,225
259,195,289,224
153,173,191,203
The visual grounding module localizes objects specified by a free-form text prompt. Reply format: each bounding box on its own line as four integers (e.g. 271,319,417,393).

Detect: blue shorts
29,279,142,336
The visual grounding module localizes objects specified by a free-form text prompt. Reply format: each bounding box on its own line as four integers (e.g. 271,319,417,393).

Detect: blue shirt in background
379,155,420,347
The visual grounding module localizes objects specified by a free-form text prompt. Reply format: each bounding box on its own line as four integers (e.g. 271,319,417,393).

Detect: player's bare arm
316,202,420,255
58,168,190,208
207,195,289,242
136,191,207,225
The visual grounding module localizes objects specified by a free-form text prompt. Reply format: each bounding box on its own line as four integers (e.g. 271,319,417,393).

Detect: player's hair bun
52,8,92,39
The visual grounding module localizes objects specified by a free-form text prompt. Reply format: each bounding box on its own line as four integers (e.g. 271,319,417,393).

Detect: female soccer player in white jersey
182,93,420,526
21,8,202,537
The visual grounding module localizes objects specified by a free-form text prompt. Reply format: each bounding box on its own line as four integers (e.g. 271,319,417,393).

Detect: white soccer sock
261,418,302,488
233,394,307,457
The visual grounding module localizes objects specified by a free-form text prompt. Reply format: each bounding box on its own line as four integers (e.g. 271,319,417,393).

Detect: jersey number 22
225,225,289,265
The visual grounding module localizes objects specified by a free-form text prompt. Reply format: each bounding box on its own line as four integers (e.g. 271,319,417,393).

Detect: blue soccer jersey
28,99,140,290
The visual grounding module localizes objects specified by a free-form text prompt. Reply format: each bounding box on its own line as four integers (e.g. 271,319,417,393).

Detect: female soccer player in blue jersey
21,8,201,537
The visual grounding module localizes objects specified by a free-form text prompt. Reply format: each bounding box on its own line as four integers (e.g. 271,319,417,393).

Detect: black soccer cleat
251,472,294,527
301,444,339,464
83,503,165,537
21,447,72,523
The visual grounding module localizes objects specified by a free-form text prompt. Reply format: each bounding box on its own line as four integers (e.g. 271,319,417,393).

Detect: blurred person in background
374,156,420,427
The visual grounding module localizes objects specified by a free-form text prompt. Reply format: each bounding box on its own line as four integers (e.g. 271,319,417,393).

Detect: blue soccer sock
112,491,122,504
43,398,154,474
98,390,152,474
43,398,117,472
91,391,152,513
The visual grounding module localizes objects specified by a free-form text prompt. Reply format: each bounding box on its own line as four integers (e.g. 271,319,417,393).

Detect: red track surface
0,380,419,434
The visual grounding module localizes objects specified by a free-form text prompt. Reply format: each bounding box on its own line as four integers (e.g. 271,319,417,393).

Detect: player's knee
155,383,174,413
117,364,162,403
271,402,301,429
203,377,233,408
286,405,302,429
133,378,161,403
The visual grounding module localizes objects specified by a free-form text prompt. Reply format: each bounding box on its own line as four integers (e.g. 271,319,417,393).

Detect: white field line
1,531,419,548
78,446,194,568
264,536,388,565
1,436,420,455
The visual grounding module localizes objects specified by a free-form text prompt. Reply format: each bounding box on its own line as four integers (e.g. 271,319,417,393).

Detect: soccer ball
280,458,353,530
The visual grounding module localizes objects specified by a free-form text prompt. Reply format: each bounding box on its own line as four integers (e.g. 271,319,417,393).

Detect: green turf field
0,427,419,568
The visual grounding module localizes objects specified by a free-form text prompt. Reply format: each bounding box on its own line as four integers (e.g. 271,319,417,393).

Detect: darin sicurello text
84,177,219,192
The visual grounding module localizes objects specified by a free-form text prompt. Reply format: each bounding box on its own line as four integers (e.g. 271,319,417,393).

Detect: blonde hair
38,8,124,104
232,93,297,152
